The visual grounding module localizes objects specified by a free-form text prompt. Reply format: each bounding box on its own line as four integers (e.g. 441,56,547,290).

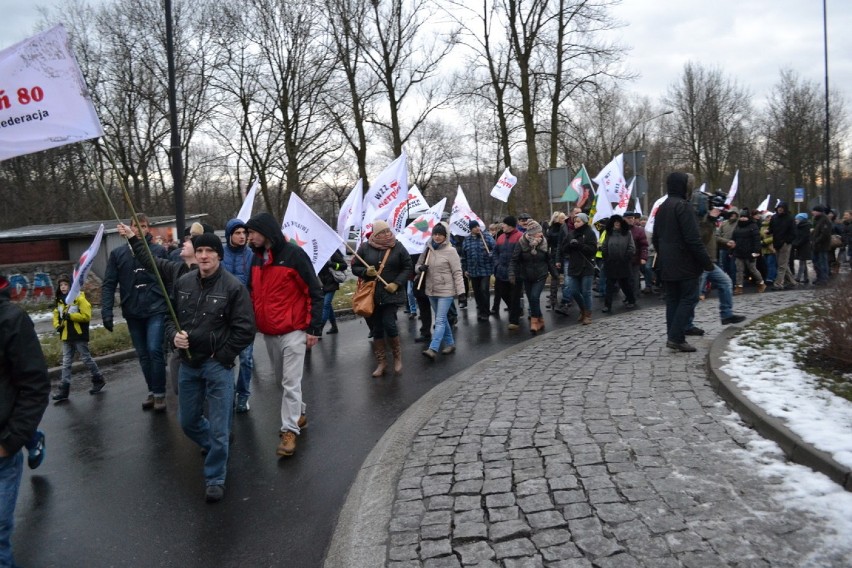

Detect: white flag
236,179,259,222
490,168,517,202
756,194,770,212
398,198,447,255
0,25,104,162
645,194,669,234
337,179,363,250
592,154,628,204
406,185,430,215
724,170,739,206
613,178,634,216
363,152,409,222
449,186,485,236
281,193,345,274
63,224,104,315
592,193,615,225
359,202,379,243
635,197,643,217
775,198,781,209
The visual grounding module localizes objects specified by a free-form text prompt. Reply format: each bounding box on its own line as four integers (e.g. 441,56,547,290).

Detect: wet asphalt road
13,298,653,568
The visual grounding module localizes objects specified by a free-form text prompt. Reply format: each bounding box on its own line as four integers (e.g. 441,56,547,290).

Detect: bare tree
664,62,751,189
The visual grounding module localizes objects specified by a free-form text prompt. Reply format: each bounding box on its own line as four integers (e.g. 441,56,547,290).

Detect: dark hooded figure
651,173,715,352
601,215,636,313
768,201,797,289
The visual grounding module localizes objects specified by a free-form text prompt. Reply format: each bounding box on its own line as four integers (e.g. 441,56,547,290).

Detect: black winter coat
352,241,413,306
509,236,558,283
792,221,813,260
560,224,597,277
101,235,169,321
731,219,761,259
651,180,714,281
768,204,795,249
318,250,347,293
0,285,50,455
602,226,635,279
165,266,257,369
812,215,833,253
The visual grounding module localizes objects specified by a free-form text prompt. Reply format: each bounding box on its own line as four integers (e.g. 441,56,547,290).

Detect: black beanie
192,233,224,259
503,215,517,227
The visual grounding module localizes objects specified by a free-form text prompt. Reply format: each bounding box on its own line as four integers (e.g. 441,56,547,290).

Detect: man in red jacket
245,212,324,457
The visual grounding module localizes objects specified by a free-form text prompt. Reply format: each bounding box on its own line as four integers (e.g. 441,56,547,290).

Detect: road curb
323,330,557,568
707,326,852,491
47,348,138,381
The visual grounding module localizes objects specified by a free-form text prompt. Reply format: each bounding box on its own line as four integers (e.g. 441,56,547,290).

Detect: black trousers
494,279,523,324
470,276,491,317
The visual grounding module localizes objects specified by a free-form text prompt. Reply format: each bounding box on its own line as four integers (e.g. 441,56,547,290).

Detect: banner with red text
398,198,447,255
0,25,103,162
363,152,409,222
449,186,485,236
489,168,517,202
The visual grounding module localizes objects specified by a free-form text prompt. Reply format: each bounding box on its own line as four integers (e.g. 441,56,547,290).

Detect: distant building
0,214,207,303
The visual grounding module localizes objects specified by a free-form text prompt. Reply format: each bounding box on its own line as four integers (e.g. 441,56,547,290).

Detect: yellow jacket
53,291,92,342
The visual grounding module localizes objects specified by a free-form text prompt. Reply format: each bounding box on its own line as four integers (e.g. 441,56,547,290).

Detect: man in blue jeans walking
223,219,257,413
166,234,256,503
0,273,50,565
101,213,170,411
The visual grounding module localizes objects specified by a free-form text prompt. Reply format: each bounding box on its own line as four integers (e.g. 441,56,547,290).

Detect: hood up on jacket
666,172,693,199
225,218,247,250
776,201,789,215
606,214,629,234
245,212,285,253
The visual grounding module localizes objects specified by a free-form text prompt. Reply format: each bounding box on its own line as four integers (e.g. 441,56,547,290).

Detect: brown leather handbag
352,249,391,317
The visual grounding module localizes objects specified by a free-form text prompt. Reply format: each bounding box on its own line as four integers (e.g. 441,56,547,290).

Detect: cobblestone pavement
328,288,852,567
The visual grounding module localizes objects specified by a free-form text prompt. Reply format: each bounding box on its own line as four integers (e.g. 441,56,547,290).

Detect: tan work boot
371,339,387,377
389,336,403,374
733,286,743,295
153,396,166,413
529,316,542,333
581,310,592,325
298,414,307,430
142,394,155,411
277,431,297,457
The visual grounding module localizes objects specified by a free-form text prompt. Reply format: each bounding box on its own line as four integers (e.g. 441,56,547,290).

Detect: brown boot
371,339,387,377
581,310,592,325
733,286,743,295
373,339,387,377
389,336,403,375
577,310,584,323
529,316,542,333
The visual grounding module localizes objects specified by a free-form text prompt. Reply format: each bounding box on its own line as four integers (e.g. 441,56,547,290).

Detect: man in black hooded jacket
768,202,797,290
652,172,715,352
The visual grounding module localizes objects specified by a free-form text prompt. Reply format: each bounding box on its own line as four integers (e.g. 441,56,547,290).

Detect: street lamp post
822,0,831,209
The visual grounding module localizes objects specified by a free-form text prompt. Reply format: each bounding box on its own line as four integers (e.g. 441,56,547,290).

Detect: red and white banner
63,224,104,315
398,198,447,255
363,152,409,222
282,193,345,274
613,178,634,216
0,25,103,162
489,168,517,202
449,186,485,236
645,194,669,234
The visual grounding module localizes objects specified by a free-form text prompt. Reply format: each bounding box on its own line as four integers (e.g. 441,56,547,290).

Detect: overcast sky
2,0,850,113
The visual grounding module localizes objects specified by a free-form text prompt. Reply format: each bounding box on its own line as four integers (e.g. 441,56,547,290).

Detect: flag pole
341,237,389,286
479,232,491,254
93,140,184,337
417,249,432,290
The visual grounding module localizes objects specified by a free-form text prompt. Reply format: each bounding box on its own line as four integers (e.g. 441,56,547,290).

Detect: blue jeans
235,343,254,398
126,314,166,396
0,451,23,567
60,340,102,385
689,265,733,330
429,296,455,351
523,279,546,318
813,251,829,283
764,253,777,283
568,274,593,311
406,281,417,313
664,277,700,343
178,359,234,486
321,291,337,326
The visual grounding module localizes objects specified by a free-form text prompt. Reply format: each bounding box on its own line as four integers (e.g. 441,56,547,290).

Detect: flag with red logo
62,224,104,315
282,193,345,274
